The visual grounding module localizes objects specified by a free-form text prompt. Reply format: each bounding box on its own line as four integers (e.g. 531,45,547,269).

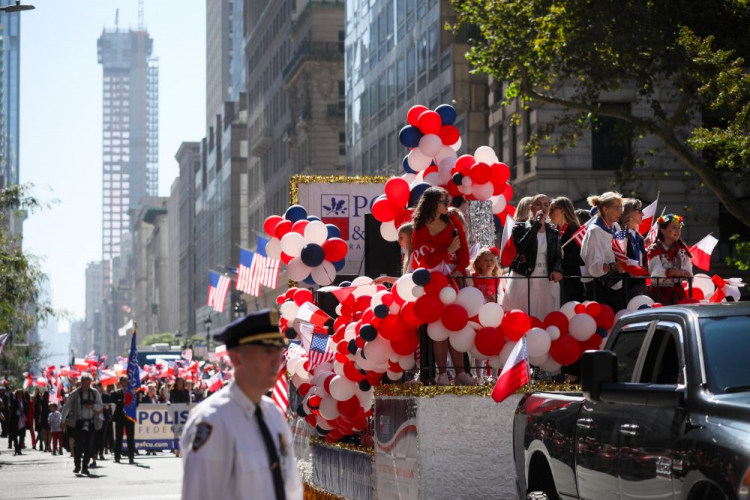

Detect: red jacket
411,213,469,275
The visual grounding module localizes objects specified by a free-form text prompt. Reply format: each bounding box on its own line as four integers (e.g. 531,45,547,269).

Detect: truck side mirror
581,350,617,402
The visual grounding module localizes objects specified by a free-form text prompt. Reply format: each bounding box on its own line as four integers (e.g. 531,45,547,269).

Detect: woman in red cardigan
411,187,474,386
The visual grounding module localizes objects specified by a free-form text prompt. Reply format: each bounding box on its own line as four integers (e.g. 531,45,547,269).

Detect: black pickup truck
514,304,750,500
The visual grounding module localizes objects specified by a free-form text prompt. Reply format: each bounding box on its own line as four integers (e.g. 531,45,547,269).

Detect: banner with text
133,403,191,450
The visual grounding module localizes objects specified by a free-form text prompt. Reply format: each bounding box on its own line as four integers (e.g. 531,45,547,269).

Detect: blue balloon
638,304,651,310
300,243,325,267
373,304,389,319
412,268,431,286
452,196,465,208
347,339,359,355
399,125,423,148
452,172,464,185
595,327,608,338
326,223,341,239
333,258,346,272
360,324,378,341
340,280,352,287
358,380,371,391
408,182,432,208
296,404,306,418
285,204,308,222
402,155,416,174
303,274,316,285
307,215,321,222
435,104,457,125
315,425,331,435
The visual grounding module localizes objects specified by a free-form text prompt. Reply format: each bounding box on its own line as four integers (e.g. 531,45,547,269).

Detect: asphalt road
0,447,183,499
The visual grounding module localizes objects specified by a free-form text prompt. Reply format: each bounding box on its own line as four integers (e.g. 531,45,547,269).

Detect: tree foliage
450,0,750,226
139,332,177,348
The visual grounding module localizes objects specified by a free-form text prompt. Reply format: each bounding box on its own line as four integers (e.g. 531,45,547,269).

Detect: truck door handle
576,417,593,429
619,423,639,436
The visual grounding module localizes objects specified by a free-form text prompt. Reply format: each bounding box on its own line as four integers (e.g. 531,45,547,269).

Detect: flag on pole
236,248,255,294
307,332,335,370
499,214,516,268
125,327,141,423
297,302,331,327
181,348,193,363
247,236,281,296
638,196,659,236
492,339,530,403
318,285,357,303
207,271,231,312
271,361,289,415
118,319,134,337
207,372,223,392
562,217,596,249
0,333,8,356
689,234,718,271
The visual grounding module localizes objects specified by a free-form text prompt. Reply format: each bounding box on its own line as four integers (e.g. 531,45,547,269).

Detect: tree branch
666,87,696,130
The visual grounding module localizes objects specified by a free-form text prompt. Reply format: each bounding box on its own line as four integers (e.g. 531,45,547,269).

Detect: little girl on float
469,247,502,384
647,213,693,305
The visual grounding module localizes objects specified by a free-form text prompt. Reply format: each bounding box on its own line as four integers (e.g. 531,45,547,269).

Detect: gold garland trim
289,174,391,206
373,382,581,398
309,436,375,456
304,482,348,500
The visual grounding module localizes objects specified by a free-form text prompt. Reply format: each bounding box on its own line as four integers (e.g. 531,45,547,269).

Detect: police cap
213,308,286,349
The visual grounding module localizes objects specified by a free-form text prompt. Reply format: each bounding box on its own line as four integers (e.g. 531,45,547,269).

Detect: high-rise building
0,1,20,190
175,142,200,337
84,261,104,353
97,28,159,262
230,0,245,101
206,0,232,127
344,1,488,175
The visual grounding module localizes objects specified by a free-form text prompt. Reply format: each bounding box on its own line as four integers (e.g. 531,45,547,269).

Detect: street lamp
0,1,35,12
204,316,212,355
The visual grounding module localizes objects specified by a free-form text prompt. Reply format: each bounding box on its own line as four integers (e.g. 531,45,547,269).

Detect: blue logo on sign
322,196,348,216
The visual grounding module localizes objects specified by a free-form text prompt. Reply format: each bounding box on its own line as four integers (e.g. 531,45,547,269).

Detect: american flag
565,218,594,249
271,361,289,416
308,332,335,370
246,236,281,296
236,248,256,294
208,271,232,312
612,229,629,263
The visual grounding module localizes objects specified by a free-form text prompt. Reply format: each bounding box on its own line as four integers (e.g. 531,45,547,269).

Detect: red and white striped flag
271,362,289,415
208,271,232,312
563,217,595,249
246,236,281,296
236,248,256,294
689,234,718,271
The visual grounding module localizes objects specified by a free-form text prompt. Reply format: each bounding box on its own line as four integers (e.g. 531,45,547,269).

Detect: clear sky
19,0,206,323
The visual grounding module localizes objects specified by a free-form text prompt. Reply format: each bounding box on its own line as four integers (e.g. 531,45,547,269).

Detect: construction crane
138,0,144,31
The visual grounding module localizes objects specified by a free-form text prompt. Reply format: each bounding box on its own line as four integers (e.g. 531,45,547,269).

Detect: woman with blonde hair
580,191,626,311
550,196,586,304
499,196,533,268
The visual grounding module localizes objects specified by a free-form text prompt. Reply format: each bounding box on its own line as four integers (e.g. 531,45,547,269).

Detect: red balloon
336,341,349,356
502,183,514,202
400,302,424,329
530,316,543,329
439,125,460,145
343,361,365,382
549,335,582,366
678,297,700,305
417,110,442,135
470,162,492,184
276,295,285,305
574,304,586,314
391,284,406,305
385,177,410,208
280,252,293,265
394,208,414,229
308,394,321,408
543,311,569,336
414,294,443,324
264,215,284,237
305,414,317,427
585,302,601,318
275,219,292,239
323,374,335,394
338,396,361,417
441,304,468,331
424,271,449,295
503,310,531,341
688,288,704,300
372,198,399,222
378,314,407,340
381,293,394,306
455,154,475,174
297,383,311,397
475,327,504,356
594,304,615,330
391,331,419,355
293,288,314,306
580,335,603,352
506,205,517,218
355,337,366,349
291,219,309,235
322,238,348,262
491,162,511,184
407,105,428,127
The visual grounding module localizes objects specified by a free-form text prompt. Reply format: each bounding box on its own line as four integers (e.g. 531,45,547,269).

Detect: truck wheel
525,492,549,500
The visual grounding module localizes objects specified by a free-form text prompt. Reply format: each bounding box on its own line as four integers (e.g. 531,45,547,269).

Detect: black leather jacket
509,220,563,276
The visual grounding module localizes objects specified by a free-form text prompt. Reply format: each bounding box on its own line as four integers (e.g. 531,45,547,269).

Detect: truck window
638,328,682,385
610,328,648,382
699,315,750,394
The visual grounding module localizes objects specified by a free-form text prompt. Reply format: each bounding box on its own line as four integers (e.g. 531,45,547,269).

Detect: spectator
170,377,191,404
647,214,693,305
575,208,592,225
619,198,648,298
581,191,626,311
503,194,563,319
10,389,27,455
550,196,586,304
48,403,63,456
62,372,102,475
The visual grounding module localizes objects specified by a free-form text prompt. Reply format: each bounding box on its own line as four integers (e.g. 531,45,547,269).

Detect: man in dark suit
111,376,136,464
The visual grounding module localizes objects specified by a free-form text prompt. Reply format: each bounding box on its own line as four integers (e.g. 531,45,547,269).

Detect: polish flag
492,339,530,403
689,234,718,271
297,302,331,327
639,197,659,236
208,372,223,392
74,358,89,371
499,214,516,268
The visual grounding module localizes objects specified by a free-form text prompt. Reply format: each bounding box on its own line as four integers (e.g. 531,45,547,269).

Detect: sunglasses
440,198,450,206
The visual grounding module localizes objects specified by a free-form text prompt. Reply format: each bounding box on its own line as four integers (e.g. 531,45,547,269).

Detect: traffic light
25,348,30,361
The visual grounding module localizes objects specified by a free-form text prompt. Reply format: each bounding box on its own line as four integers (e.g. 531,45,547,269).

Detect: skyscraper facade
0,1,20,189
97,28,159,262
206,0,232,127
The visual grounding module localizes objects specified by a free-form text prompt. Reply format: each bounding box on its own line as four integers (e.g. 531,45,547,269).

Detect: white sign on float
297,182,385,277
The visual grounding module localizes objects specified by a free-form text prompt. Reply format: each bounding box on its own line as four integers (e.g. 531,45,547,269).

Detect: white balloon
333,361,346,377
526,327,552,358
539,359,562,373
401,173,417,184
395,274,418,302
478,302,504,328
318,396,340,420
546,325,561,341
279,301,299,321
627,295,654,312
386,370,403,381
439,286,457,305
528,352,551,367
412,285,425,298
335,304,343,316
352,277,378,298
316,416,334,431
287,357,303,375
286,258,312,281
470,346,489,361
569,314,597,341
304,221,328,245
312,261,336,286
389,303,401,315
292,373,305,388
329,375,357,401
351,276,373,287
448,325,476,352
473,182,494,201
281,232,306,257
613,308,631,325
560,301,581,320
380,220,399,241
461,176,473,187
456,287,485,318
371,290,389,308
424,172,440,186
407,148,432,172
450,136,462,151
692,273,715,299
398,355,416,370
435,145,457,163
438,157,457,184
427,321,451,341
498,341,517,366
488,355,504,370
363,335,393,365
474,145,498,164
266,238,282,259
491,195,507,214
419,134,443,157
357,389,374,409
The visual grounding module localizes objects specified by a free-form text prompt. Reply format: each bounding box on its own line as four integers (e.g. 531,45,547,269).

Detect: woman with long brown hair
550,196,586,304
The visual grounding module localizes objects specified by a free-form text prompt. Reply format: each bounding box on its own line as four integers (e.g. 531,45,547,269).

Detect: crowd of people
376,187,695,386
0,372,212,475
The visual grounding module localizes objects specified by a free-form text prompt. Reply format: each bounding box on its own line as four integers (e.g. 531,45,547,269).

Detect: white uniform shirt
580,220,623,289
180,380,303,500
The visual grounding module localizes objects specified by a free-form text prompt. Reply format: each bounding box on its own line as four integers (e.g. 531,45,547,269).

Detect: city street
0,448,182,499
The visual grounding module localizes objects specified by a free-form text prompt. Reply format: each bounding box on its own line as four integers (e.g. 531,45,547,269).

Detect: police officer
180,309,302,500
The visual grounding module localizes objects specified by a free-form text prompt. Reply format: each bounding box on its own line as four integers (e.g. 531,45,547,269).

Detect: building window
524,109,532,174
495,125,503,162
339,132,346,157
591,103,632,170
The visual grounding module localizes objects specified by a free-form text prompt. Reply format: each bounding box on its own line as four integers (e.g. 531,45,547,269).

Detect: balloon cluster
399,104,461,173
445,148,515,217
263,205,348,286
275,287,315,338
371,177,415,241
